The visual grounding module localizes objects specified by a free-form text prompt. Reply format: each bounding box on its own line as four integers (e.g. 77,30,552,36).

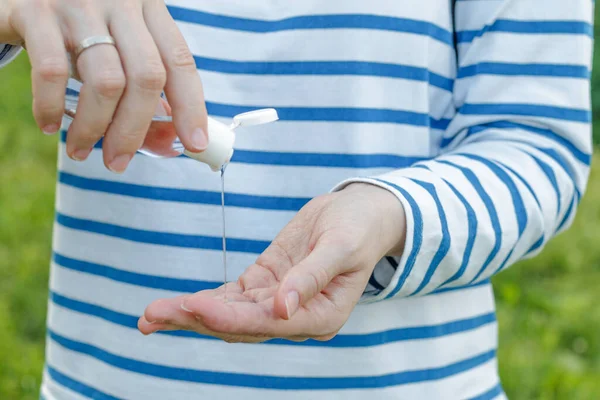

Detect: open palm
138,183,405,343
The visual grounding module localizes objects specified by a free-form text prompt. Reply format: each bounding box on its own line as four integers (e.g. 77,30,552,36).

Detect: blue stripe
233,150,428,168
458,154,528,277
496,161,541,208
46,365,120,400
195,56,454,91
495,163,545,256
453,122,586,204
525,236,545,256
457,62,590,79
64,88,452,129
439,178,478,287
209,102,452,128
436,160,503,284
59,171,310,211
456,20,593,43
460,154,527,236
60,131,429,168
55,212,270,254
48,328,496,389
53,252,219,293
167,6,454,45
51,290,496,348
408,179,451,296
557,193,576,232
522,150,562,217
466,137,582,200
532,147,580,197
54,246,486,299
459,103,591,123
468,382,504,400
442,121,591,167
373,179,424,299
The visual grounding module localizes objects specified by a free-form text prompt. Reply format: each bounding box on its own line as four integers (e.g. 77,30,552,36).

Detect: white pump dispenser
180,109,278,171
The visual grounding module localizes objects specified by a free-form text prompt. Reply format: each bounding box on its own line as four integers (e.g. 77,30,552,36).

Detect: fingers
139,98,179,157
20,8,68,134
274,243,347,320
140,293,269,343
144,2,208,153
103,6,166,173
65,14,125,161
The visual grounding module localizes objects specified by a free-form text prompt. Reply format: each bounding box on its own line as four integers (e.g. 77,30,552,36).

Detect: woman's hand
0,0,208,173
138,183,406,343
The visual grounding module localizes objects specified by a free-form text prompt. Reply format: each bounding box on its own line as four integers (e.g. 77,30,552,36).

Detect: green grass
0,55,56,399
2,33,600,399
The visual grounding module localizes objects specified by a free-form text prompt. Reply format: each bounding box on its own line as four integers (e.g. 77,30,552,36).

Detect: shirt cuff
330,176,418,304
0,44,23,69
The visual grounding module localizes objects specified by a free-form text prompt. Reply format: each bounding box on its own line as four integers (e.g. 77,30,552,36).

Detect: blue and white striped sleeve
0,44,22,68
335,0,594,301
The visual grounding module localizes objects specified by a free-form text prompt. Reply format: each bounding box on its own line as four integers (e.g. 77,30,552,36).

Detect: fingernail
285,291,300,319
181,302,192,313
190,128,207,151
72,148,92,161
42,124,60,135
108,154,133,174
145,320,156,325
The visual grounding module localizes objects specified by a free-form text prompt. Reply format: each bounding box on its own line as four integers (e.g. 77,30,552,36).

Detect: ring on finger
74,35,116,61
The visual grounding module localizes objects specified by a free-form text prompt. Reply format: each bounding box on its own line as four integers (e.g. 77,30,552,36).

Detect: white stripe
200,71,443,111
458,35,592,66
454,77,590,110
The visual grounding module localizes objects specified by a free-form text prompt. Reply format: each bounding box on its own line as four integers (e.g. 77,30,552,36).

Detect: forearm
335,0,593,302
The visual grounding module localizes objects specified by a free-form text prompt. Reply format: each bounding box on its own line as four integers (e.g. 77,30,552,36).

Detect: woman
0,0,593,398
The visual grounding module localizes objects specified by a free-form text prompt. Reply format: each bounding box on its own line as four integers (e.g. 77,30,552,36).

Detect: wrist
342,182,407,258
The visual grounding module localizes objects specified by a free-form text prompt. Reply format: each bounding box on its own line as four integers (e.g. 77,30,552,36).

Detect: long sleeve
334,0,593,302
0,44,22,68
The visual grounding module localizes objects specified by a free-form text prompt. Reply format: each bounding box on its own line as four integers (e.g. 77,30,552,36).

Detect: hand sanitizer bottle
64,96,278,172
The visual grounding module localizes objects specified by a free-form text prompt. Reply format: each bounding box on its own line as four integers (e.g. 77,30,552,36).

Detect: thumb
274,243,347,320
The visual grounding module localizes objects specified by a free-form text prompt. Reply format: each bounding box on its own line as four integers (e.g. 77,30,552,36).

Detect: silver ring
74,35,116,59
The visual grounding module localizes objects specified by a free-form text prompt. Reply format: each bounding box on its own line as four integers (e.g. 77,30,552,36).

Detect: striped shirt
1,0,593,399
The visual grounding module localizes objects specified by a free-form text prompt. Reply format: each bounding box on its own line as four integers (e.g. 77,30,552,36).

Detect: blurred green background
2,21,600,400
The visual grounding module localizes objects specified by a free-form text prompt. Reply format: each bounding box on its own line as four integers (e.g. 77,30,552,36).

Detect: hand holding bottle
0,0,208,173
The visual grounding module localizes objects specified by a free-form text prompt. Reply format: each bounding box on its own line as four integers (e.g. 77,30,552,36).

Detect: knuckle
34,99,62,116
308,267,330,293
35,57,68,83
69,125,101,143
92,69,126,99
169,45,196,70
131,62,166,92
